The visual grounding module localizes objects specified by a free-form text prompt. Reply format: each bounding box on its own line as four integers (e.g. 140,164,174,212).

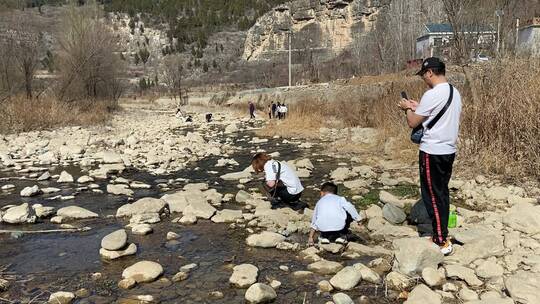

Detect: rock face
122,261,163,283
245,283,277,303
246,232,285,248
101,229,128,251
393,238,444,276
505,271,540,304
2,203,30,224
230,264,259,288
57,206,98,219
116,198,167,217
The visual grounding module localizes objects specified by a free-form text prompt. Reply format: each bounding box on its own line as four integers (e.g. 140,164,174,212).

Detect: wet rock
118,278,136,289
101,229,128,251
48,291,75,304
3,203,30,224
212,209,243,223
178,215,197,225
37,171,51,181
404,284,441,304
77,176,94,183
183,200,216,219
329,266,362,291
0,278,10,292
333,292,354,304
180,263,198,272
307,260,344,275
57,206,98,219
166,231,180,240
172,271,189,282
353,263,382,284
382,203,407,224
50,216,64,223
57,171,74,183
130,181,151,189
242,283,276,304
422,267,444,287
20,185,41,197
130,213,161,225
122,261,163,283
132,224,153,235
32,205,54,219
42,187,61,194
445,265,483,287
246,231,285,248
503,203,540,234
75,288,90,298
116,198,167,217
505,270,540,304
392,237,444,276
1,184,15,191
386,271,413,290
107,184,134,196
269,280,281,289
230,264,258,288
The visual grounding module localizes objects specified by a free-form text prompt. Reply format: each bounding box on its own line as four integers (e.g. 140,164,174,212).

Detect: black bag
411,84,454,144
407,199,433,237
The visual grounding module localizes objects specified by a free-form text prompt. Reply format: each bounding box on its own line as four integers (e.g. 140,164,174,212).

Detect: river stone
320,243,343,254
405,284,441,304
353,263,382,284
211,209,243,223
246,232,285,248
0,278,9,291
122,261,163,283
101,151,123,164
20,185,41,197
445,265,483,287
57,171,74,183
48,291,75,304
245,283,277,303
229,264,258,288
465,299,514,304
129,213,161,225
131,224,153,235
236,190,253,203
37,171,51,181
116,198,167,217
178,214,197,225
3,203,30,224
386,271,414,290
460,286,479,301
392,237,444,276
333,292,354,304
382,203,407,224
107,184,134,196
77,176,94,183
318,280,334,292
330,167,354,181
161,192,190,213
505,270,540,304
57,206,98,219
183,200,217,219
166,231,180,240
307,260,344,275
329,266,362,291
118,278,136,289
503,203,540,234
101,229,128,250
172,271,189,282
422,267,444,287
33,205,55,218
99,243,137,260
345,242,393,257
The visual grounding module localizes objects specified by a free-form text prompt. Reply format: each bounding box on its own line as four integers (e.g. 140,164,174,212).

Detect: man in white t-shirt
308,182,362,245
251,153,304,209
398,57,462,256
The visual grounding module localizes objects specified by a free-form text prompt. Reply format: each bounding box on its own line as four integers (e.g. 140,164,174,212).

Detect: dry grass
0,96,116,134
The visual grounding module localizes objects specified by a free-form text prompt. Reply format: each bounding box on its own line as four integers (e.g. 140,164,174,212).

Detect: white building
517,18,540,57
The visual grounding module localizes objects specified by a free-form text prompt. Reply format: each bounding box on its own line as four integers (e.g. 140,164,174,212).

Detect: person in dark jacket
271,101,277,118
249,101,255,119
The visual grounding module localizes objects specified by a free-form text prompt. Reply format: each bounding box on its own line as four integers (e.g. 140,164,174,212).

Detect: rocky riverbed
0,104,539,304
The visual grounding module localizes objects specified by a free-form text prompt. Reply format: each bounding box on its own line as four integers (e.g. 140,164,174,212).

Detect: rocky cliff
242,0,385,62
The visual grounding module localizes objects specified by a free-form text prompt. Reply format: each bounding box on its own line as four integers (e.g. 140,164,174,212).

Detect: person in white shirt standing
398,57,462,256
308,182,362,245
251,152,304,209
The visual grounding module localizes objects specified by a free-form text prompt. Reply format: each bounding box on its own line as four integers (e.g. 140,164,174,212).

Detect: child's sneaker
318,237,330,244
335,237,347,244
440,240,453,256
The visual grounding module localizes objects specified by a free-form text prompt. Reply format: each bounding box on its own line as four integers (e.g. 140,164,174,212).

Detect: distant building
416,23,496,60
517,18,540,57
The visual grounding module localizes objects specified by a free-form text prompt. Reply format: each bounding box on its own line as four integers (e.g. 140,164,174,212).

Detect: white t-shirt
264,160,304,195
311,193,361,232
415,82,462,155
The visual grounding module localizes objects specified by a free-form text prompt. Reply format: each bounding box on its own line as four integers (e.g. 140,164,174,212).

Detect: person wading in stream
398,57,462,256
308,182,362,246
251,152,304,209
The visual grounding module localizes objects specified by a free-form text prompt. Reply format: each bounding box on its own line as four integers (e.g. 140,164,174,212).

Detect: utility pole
515,18,520,55
288,30,292,87
496,9,504,56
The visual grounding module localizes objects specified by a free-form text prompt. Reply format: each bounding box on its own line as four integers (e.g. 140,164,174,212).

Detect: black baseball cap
416,57,445,75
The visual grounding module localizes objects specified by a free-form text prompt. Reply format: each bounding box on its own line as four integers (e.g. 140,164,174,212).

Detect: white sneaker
318,237,330,244
440,240,453,256
335,237,347,244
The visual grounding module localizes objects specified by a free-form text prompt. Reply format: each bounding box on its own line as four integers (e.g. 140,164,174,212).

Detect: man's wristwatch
404,108,413,114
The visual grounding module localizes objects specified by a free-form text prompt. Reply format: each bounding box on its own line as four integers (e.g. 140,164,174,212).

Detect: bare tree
55,0,124,102
162,55,188,106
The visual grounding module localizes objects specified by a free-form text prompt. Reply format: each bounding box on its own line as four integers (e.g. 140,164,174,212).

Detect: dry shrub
460,59,540,178
0,96,115,134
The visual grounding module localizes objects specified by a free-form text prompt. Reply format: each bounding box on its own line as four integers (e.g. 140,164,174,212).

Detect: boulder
382,203,407,224
392,237,444,276
20,185,41,197
353,263,382,284
405,284,441,304
3,203,30,224
116,198,167,217
307,260,344,275
246,232,285,248
122,261,163,283
229,264,258,288
57,171,74,183
101,229,128,251
48,291,75,304
99,243,137,260
505,270,540,304
56,206,97,219
329,266,362,291
245,283,277,303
